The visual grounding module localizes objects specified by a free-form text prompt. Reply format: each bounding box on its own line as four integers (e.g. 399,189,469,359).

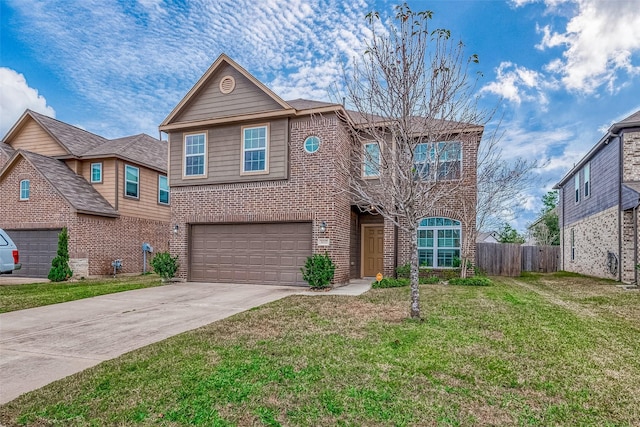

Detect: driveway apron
0,282,300,404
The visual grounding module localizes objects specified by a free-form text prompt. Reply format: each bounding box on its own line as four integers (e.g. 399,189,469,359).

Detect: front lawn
0,275,164,313
1,273,639,425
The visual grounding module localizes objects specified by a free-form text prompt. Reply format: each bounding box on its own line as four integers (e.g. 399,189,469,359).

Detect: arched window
417,217,461,268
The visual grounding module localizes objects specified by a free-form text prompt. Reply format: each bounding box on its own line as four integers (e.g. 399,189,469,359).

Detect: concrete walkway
0,280,370,404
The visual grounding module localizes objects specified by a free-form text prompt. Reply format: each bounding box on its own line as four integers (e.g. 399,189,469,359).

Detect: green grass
1,274,639,426
0,275,164,313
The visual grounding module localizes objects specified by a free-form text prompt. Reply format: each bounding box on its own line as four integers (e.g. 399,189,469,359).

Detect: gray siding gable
175,64,285,123
560,136,620,226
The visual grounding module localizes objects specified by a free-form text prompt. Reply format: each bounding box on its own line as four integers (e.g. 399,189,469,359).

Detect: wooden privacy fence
475,243,560,276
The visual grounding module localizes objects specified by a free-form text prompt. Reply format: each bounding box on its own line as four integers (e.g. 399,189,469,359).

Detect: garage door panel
5,229,61,277
190,222,311,286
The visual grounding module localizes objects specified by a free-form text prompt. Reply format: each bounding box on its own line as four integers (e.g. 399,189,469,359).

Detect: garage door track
0,282,302,404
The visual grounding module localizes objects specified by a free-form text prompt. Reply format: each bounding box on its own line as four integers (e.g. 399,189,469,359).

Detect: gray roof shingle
83,134,167,172
28,110,108,156
20,150,118,217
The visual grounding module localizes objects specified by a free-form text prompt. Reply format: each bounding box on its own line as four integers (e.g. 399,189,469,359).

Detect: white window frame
574,174,580,204
125,165,140,199
414,141,462,181
90,162,103,183
184,132,207,178
363,142,381,178
584,162,590,198
158,175,169,205
417,217,462,268
19,179,30,200
241,124,269,174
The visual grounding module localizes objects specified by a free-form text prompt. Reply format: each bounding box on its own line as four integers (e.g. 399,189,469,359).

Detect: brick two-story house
0,110,170,277
554,110,640,284
160,54,481,286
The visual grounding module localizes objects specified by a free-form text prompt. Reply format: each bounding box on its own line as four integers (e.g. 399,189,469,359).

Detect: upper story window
184,133,206,177
584,162,590,198
304,135,321,154
417,217,461,268
363,142,380,177
158,175,169,205
91,162,103,183
242,125,268,173
574,174,580,203
125,165,139,198
414,141,461,180
20,179,30,200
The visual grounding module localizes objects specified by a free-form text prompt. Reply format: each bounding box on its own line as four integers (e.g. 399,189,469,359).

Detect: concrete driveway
0,282,302,404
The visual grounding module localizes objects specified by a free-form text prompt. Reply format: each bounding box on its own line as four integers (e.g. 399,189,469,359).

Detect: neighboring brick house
0,110,170,277
160,54,481,286
554,110,640,284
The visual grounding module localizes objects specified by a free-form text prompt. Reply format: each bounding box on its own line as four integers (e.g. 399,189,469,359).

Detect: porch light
319,221,327,234
173,224,179,234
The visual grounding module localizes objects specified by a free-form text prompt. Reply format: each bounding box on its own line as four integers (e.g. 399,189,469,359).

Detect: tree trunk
409,224,421,319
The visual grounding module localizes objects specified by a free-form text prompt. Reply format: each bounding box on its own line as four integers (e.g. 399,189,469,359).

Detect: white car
0,228,21,274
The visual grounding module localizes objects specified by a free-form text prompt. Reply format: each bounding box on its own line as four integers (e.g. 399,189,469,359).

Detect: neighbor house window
242,125,268,173
125,165,139,198
417,217,461,268
158,175,169,205
363,142,380,177
584,162,590,198
574,174,580,203
19,180,30,200
414,141,461,180
90,162,102,183
570,228,575,261
184,133,206,177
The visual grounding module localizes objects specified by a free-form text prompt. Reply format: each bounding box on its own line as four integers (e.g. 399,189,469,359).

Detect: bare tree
339,3,486,319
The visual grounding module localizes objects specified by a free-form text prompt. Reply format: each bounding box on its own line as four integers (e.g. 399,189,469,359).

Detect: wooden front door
362,225,384,277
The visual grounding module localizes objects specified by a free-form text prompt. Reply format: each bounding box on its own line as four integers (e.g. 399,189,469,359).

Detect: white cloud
480,62,555,107
0,68,55,138
532,0,640,94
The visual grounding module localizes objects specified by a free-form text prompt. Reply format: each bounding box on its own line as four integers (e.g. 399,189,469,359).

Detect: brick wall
0,157,170,277
623,130,640,182
562,206,619,280
621,209,638,283
170,113,353,284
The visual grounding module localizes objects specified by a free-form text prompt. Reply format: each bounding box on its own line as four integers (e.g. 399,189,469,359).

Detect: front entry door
362,225,384,277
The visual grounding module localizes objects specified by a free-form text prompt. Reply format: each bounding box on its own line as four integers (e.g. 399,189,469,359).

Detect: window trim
304,135,321,154
124,164,140,199
362,142,381,178
158,175,169,205
19,179,30,200
414,140,462,181
240,124,269,175
583,162,590,199
90,162,103,183
183,132,207,178
574,174,580,204
417,217,462,268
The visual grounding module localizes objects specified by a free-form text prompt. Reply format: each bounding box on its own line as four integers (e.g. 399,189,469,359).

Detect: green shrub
301,253,335,289
372,277,410,288
448,277,492,286
151,252,179,281
48,227,73,282
396,263,411,278
420,276,440,284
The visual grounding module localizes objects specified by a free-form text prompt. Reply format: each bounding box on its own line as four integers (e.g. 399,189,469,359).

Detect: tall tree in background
340,3,486,319
530,190,559,245
497,223,526,244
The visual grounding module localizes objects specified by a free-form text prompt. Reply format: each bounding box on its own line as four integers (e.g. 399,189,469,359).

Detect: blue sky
1,0,639,231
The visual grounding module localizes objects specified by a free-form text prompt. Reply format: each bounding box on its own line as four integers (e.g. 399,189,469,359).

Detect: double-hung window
184,133,206,177
242,125,268,173
417,217,461,268
584,163,590,198
363,142,380,177
574,174,580,203
158,175,169,205
125,165,139,198
20,179,30,200
90,162,102,183
414,141,461,180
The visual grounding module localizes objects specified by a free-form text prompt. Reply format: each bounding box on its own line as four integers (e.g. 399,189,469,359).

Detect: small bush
448,277,492,286
151,252,179,281
396,263,411,278
48,227,73,282
372,277,410,288
420,276,440,284
301,253,335,289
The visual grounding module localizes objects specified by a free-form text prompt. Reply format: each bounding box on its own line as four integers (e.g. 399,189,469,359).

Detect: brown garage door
190,222,312,286
5,229,61,277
